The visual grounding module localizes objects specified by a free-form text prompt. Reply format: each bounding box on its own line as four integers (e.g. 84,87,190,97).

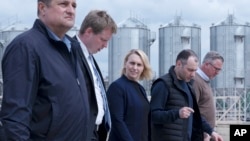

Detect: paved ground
216,122,250,141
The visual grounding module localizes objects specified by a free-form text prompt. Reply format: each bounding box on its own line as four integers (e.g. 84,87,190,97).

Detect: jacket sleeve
201,116,213,135
150,80,179,124
0,40,38,140
107,82,134,141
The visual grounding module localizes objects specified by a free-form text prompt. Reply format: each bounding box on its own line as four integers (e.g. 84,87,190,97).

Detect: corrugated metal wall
210,14,250,88
158,16,201,76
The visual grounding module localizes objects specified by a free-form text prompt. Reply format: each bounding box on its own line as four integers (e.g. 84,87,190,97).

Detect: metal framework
214,88,250,124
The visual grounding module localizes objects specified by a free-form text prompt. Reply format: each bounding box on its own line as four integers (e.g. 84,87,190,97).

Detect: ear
176,60,182,67
86,27,93,34
38,2,46,16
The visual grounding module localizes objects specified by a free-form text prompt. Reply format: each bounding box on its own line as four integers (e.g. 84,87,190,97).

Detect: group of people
0,0,225,141
150,49,224,141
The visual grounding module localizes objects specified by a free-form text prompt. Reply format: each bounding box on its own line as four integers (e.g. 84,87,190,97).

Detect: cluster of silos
158,16,201,76
108,17,155,94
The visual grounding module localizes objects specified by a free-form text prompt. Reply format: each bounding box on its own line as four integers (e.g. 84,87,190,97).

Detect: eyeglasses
209,63,222,72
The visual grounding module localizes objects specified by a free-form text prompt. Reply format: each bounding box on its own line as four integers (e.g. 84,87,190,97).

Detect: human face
124,54,144,81
206,59,223,79
39,0,76,38
87,28,113,54
176,56,198,82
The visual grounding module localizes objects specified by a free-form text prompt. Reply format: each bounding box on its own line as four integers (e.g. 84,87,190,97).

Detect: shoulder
193,73,203,82
4,29,42,59
110,76,131,89
192,73,207,89
153,73,171,86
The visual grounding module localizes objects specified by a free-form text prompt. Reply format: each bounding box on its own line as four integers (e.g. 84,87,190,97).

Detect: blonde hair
121,49,153,80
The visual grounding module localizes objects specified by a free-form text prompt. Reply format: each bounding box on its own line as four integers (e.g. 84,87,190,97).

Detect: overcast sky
1,0,250,77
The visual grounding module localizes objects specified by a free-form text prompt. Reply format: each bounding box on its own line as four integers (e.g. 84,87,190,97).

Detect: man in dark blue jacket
74,10,117,141
150,49,223,141
0,0,90,140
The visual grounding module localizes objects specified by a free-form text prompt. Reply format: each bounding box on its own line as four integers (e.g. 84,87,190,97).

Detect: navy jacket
107,75,150,141
0,19,89,141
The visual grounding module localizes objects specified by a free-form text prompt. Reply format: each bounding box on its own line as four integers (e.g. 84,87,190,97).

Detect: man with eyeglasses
209,62,222,72
193,51,224,141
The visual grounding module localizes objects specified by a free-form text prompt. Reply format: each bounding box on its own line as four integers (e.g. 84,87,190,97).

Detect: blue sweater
107,75,150,141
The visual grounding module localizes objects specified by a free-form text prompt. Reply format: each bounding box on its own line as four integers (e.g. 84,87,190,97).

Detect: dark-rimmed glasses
209,63,222,71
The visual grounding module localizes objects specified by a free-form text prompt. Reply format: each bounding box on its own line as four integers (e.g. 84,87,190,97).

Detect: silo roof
161,15,200,28
212,14,248,26
118,17,147,28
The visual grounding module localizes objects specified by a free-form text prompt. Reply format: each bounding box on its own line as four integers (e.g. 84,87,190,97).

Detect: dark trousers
0,124,7,141
91,126,99,141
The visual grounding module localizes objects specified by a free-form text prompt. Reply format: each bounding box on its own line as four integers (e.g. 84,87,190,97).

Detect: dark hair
79,10,117,35
176,49,198,65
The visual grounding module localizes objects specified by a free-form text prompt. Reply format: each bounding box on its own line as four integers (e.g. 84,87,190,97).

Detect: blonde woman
107,49,152,141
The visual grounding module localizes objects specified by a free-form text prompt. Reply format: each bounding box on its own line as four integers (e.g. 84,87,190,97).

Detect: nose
215,71,219,75
67,5,75,14
132,64,138,70
103,41,108,48
191,71,196,78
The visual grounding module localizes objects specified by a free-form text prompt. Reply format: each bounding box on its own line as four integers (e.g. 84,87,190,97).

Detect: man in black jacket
150,49,223,141
0,0,90,140
74,10,117,141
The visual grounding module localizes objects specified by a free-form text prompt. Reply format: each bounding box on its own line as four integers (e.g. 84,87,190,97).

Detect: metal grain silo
210,14,250,125
158,16,201,76
210,14,250,88
108,17,155,94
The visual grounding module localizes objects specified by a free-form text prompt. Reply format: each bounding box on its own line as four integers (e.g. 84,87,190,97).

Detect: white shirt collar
196,68,210,81
76,35,90,58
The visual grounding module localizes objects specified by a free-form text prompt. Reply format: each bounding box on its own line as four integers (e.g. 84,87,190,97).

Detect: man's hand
211,131,223,141
179,107,194,119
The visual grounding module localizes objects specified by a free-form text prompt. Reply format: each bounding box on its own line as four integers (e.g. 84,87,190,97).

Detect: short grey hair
202,51,224,64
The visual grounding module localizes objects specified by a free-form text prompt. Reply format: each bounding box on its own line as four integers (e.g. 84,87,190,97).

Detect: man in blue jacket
0,0,90,140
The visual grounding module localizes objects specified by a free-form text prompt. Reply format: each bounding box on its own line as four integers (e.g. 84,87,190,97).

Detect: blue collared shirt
46,27,71,52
